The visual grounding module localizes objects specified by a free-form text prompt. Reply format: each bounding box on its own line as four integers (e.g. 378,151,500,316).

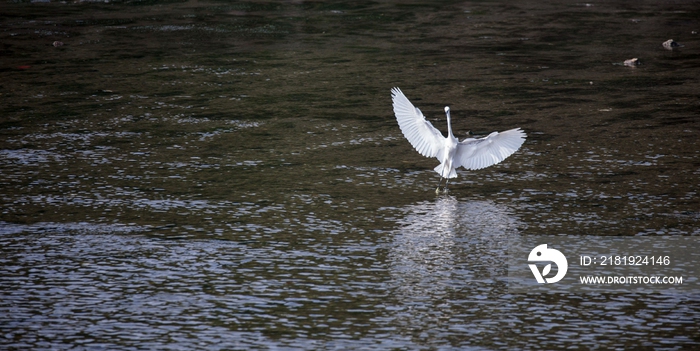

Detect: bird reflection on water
386,196,523,330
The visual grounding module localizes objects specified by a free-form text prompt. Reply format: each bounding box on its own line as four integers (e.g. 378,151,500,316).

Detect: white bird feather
391,87,526,192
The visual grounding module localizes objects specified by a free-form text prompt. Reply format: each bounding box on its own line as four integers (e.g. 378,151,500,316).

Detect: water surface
1,0,699,349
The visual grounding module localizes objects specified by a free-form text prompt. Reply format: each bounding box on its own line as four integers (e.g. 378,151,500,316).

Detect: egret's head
444,106,450,114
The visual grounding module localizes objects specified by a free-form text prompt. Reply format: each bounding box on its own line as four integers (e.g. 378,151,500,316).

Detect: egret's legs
435,177,444,194
444,179,450,194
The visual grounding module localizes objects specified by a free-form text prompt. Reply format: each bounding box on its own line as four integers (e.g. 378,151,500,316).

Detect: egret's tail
434,163,457,179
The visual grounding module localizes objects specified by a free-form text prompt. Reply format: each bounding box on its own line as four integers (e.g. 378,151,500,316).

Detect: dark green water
1,0,699,349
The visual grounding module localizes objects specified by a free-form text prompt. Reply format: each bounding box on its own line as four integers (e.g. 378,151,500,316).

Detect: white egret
391,87,526,194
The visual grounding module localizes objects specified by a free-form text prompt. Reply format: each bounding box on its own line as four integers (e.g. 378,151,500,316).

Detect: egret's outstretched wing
456,128,526,170
391,87,444,158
